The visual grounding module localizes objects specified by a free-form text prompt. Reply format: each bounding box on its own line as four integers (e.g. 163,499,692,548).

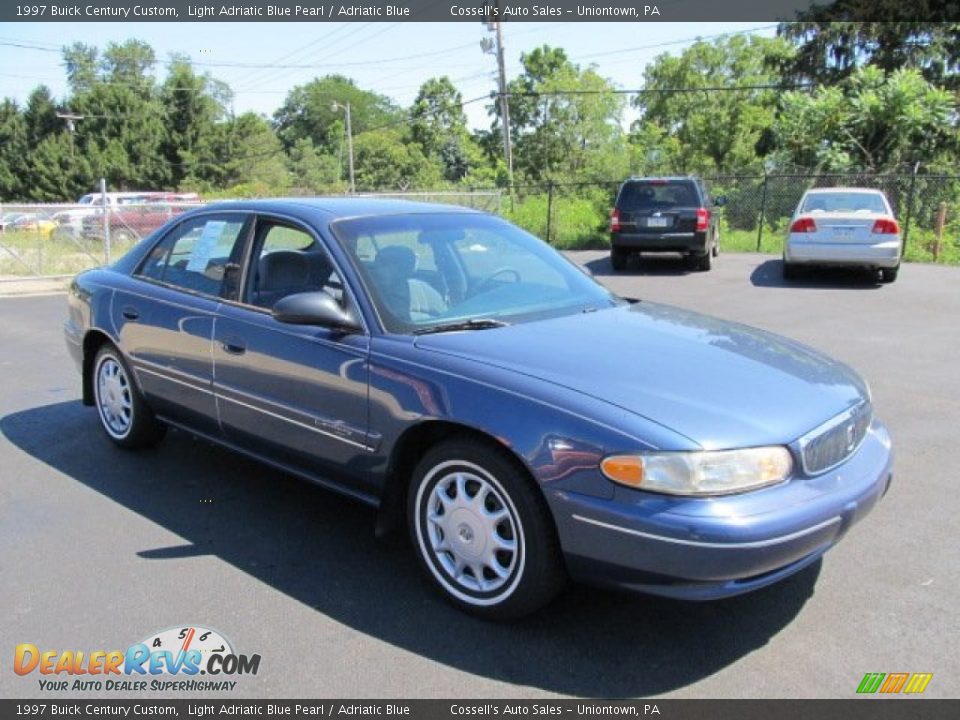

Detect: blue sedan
64,199,893,618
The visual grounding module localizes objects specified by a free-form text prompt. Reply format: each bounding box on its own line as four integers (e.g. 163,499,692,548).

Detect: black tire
879,266,899,283
610,248,628,271
693,251,712,272
408,438,566,620
92,344,166,449
782,261,799,280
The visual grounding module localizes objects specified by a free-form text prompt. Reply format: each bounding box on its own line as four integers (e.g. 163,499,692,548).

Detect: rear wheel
782,260,800,280
611,248,628,271
408,439,566,619
879,266,899,283
690,251,712,271
92,344,166,449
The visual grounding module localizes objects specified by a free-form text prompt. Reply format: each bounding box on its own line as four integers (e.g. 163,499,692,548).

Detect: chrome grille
800,402,873,475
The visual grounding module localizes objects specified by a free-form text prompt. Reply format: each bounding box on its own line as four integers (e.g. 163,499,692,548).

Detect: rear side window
138,214,247,297
617,181,700,211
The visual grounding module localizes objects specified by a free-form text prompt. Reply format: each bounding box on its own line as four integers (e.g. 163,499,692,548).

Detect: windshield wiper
413,318,510,335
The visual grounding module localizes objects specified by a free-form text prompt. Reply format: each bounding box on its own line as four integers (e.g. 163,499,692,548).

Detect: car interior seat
254,250,313,308
371,245,447,322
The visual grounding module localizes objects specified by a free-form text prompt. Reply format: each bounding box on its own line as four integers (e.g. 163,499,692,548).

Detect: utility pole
56,112,84,158
494,20,514,191
332,101,355,194
482,11,514,192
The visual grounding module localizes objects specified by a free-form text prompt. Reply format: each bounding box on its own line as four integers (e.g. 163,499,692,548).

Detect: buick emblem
845,422,857,452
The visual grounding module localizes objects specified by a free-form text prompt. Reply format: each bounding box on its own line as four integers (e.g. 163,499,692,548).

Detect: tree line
0,22,958,204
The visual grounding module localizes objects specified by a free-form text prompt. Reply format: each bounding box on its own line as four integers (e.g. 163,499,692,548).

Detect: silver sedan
783,187,902,283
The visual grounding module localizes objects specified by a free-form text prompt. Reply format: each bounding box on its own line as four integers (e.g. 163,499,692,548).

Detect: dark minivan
609,177,724,271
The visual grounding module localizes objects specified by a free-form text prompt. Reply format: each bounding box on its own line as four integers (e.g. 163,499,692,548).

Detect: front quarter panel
367,336,699,501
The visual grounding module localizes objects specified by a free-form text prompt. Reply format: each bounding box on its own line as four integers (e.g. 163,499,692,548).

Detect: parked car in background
9,212,56,237
58,191,201,242
609,176,725,271
65,198,893,619
0,212,27,233
81,201,191,245
783,188,902,283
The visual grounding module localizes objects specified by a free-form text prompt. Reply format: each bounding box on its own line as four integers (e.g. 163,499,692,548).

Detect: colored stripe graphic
903,673,933,694
879,673,909,693
857,673,885,693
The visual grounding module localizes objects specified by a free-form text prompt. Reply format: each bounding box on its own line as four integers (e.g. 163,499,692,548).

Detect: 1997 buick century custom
65,199,893,618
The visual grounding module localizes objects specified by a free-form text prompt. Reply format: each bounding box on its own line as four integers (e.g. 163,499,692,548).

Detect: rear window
617,180,700,211
801,192,888,214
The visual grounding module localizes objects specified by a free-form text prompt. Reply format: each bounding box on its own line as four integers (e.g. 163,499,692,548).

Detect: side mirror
714,195,728,207
271,291,362,332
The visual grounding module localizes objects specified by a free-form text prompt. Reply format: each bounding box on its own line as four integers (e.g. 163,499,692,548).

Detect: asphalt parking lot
1,252,958,699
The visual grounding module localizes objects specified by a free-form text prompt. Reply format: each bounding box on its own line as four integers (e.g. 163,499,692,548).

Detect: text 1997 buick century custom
64,199,893,618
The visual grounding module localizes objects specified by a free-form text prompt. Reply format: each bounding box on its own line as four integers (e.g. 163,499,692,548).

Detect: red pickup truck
80,194,201,244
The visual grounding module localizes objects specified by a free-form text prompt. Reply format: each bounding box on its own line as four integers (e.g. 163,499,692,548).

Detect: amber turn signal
600,455,645,487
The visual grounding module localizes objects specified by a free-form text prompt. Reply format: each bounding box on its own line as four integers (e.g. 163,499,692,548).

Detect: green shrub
503,193,608,249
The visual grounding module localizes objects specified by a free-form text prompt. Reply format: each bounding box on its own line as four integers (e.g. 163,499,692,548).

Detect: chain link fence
0,198,202,280
3,173,958,280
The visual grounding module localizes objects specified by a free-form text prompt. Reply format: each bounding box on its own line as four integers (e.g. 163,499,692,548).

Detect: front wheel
92,345,166,449
408,439,566,619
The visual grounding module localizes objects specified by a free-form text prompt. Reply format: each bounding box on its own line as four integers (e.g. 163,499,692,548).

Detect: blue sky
0,21,775,129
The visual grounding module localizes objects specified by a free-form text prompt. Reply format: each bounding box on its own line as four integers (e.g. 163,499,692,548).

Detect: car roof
190,197,483,221
805,187,886,195
624,176,699,183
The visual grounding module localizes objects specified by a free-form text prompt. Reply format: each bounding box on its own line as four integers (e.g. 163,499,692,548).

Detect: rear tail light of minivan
695,207,710,232
790,217,817,233
609,209,621,233
871,218,900,235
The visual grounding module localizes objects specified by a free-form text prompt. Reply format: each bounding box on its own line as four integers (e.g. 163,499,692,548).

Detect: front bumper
612,230,706,254
550,419,893,600
785,238,901,269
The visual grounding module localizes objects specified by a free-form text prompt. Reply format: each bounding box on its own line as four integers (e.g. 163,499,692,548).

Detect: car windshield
801,192,888,214
331,213,622,333
618,181,698,210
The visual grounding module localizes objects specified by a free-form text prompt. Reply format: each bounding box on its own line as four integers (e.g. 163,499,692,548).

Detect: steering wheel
475,267,521,295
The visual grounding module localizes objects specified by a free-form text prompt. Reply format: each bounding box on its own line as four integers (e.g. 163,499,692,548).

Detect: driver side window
247,221,345,310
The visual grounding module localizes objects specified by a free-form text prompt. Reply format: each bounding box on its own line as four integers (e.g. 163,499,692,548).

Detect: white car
783,187,902,283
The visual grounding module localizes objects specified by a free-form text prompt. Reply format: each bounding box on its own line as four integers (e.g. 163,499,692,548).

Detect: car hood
414,302,869,449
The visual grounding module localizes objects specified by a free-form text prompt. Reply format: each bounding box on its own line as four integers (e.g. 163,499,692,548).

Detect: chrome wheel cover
95,354,133,439
415,460,525,605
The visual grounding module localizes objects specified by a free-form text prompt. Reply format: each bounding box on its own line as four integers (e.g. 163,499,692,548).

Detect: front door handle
221,338,247,355
121,306,139,320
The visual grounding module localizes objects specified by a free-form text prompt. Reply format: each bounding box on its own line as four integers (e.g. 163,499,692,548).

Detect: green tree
0,100,28,199
411,76,485,183
27,132,94,201
492,45,627,184
161,55,231,188
210,112,290,191
274,75,400,151
778,11,960,90
771,67,956,171
23,86,61,147
286,138,343,193
352,129,442,190
631,35,793,173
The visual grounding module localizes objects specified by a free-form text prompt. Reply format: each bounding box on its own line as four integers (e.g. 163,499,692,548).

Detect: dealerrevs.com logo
14,626,261,692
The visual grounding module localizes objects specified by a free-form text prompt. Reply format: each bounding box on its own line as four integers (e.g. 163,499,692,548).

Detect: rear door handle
121,306,139,320
221,338,247,355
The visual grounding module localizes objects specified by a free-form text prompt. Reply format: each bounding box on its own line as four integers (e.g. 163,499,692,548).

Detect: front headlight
601,447,793,496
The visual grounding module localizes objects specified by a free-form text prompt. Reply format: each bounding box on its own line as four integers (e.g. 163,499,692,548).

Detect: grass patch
0,231,111,276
